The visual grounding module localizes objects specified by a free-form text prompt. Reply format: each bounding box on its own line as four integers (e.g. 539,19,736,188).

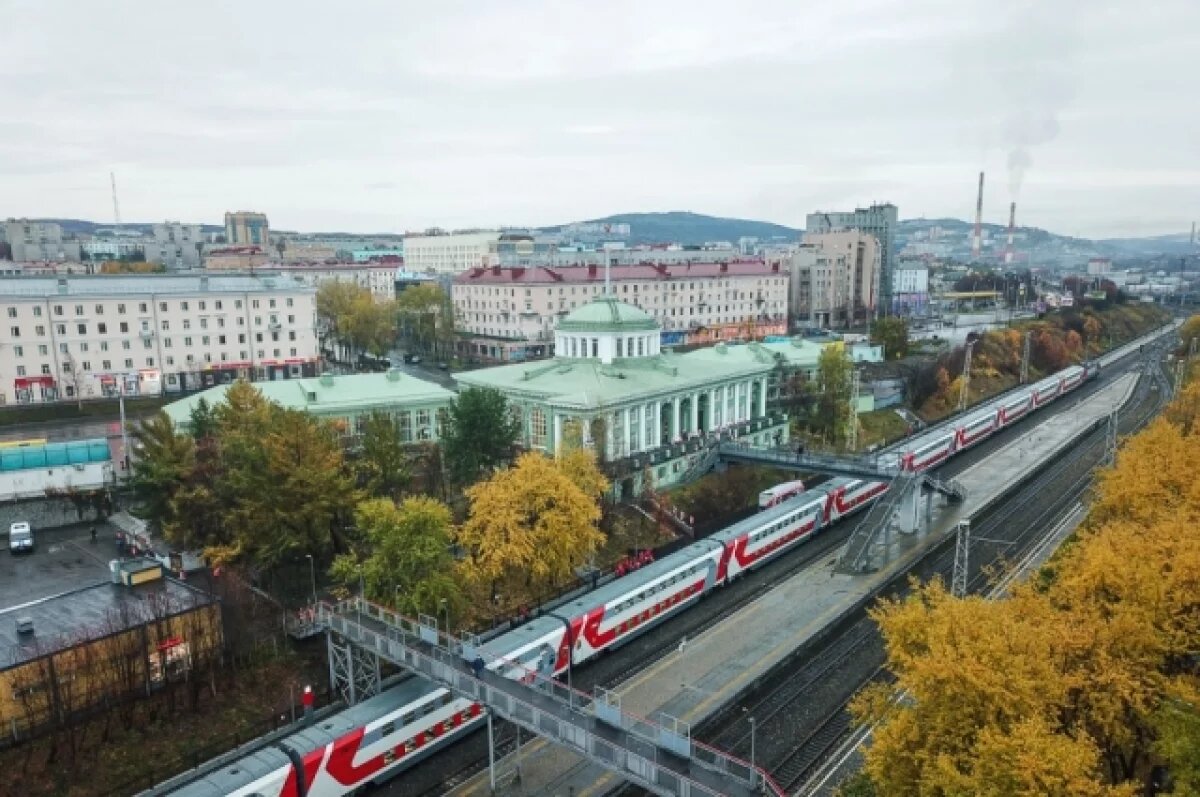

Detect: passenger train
164,359,1106,797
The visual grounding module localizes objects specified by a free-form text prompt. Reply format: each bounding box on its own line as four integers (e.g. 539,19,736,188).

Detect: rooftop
557,296,658,333
454,261,782,284
0,571,215,670
164,371,455,426
0,272,315,299
455,338,824,410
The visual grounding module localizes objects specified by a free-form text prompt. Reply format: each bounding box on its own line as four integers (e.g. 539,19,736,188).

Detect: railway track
767,370,1171,796
387,342,1170,797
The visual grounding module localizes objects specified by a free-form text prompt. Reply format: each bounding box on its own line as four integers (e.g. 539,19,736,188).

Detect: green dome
557,296,658,333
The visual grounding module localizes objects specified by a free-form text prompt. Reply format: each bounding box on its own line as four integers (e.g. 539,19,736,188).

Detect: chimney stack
1005,202,1016,265
972,171,985,261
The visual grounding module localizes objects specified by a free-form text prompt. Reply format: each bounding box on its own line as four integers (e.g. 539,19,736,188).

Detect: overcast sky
2,0,1197,238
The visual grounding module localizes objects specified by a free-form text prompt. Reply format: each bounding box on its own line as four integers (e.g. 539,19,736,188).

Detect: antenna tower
952,521,970,597
110,172,121,226
846,368,861,452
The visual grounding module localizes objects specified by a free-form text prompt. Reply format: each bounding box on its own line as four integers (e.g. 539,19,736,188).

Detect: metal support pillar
326,631,381,706
924,490,933,530
487,711,497,793
958,341,975,412
1103,408,1119,467
1020,332,1031,385
846,368,861,452
952,521,970,598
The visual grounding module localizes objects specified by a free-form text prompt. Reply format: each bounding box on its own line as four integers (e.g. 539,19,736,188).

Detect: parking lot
0,521,122,610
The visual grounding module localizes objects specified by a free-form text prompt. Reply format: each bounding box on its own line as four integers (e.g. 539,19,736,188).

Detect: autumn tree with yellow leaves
849,321,1200,797
455,451,608,617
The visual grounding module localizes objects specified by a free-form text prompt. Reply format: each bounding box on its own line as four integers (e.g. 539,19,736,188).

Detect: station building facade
456,295,822,495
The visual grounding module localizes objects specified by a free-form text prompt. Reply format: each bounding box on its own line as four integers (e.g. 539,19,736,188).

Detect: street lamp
747,712,757,787
304,554,317,605
439,598,449,633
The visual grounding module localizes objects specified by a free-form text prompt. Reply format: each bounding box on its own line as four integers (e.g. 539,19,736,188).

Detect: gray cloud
1,0,1197,237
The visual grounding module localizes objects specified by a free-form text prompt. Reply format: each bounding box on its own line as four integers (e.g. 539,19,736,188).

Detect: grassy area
855,408,914,450
666,464,794,532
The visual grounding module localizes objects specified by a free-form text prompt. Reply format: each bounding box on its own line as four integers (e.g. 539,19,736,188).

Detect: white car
9,522,34,554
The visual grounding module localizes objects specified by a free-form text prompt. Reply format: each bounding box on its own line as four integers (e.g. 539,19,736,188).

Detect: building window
97,322,107,334
8,326,18,338
95,304,104,315
32,306,41,317
530,407,547,448
161,320,170,331
182,319,191,330
286,298,293,307
40,364,50,375
591,338,598,357
76,323,86,335
119,322,129,333
80,342,88,352
181,301,189,311
5,308,14,319
13,345,22,357
184,337,192,347
53,305,63,316
125,358,133,368
37,344,47,355
15,366,25,376
147,358,154,367
139,302,147,312
164,338,172,348
198,301,206,311
215,300,223,310
102,359,111,370
159,302,167,312
123,341,130,350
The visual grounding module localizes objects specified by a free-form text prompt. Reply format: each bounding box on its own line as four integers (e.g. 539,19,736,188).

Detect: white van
9,522,34,554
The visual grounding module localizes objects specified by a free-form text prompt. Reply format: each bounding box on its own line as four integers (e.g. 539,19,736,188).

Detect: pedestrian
89,526,97,544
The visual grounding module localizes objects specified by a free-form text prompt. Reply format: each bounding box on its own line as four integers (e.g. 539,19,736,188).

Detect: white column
672,396,681,440
758,376,768,417
607,412,616,459
654,401,663,447
690,393,699,434
709,389,719,430
553,413,562,454
622,407,632,456
744,380,753,420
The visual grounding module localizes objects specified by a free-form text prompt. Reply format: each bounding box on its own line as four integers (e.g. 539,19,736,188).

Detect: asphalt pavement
0,520,123,610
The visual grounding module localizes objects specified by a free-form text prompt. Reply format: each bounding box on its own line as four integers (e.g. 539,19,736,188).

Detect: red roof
454,261,780,284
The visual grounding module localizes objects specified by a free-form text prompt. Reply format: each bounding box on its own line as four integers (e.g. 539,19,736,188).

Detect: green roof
163,371,455,426
455,339,825,410
556,296,658,333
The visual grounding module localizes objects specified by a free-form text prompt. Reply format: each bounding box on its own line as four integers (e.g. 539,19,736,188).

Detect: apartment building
806,203,897,310
788,230,880,328
0,273,319,404
2,219,82,262
270,263,397,301
402,231,500,275
451,262,789,362
144,222,204,270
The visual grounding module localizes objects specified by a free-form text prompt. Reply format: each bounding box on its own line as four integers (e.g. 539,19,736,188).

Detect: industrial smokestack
1005,202,1016,265
972,171,985,261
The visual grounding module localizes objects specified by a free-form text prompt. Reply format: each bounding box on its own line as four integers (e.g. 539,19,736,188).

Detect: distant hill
550,211,801,246
22,219,224,236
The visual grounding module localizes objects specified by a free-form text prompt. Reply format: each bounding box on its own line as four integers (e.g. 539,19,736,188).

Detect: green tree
441,387,521,486
188,397,218,440
871,317,909,360
345,292,397,357
396,284,454,357
811,345,855,449
331,497,463,623
130,411,195,530
354,411,410,500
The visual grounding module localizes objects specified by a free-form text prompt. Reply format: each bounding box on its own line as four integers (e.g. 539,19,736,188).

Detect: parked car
9,522,34,554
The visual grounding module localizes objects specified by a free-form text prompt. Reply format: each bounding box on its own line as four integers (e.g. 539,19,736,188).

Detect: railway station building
455,294,820,496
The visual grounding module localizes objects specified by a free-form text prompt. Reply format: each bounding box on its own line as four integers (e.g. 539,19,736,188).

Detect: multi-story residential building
225,211,270,249
402,231,500,275
350,247,404,263
806,203,897,313
270,263,397,301
2,219,82,262
0,273,320,404
143,222,204,270
788,230,880,329
452,261,790,362
892,262,931,316
203,246,270,271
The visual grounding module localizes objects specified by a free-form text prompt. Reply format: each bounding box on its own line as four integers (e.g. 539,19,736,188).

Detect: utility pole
1019,331,1031,384
952,521,970,598
957,340,975,413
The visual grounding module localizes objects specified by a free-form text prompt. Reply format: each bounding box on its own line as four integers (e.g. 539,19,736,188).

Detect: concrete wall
0,494,110,531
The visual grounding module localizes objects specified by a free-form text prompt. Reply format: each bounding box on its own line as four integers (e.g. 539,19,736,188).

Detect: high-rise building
144,222,203,270
402,231,501,275
787,230,880,329
224,211,270,249
2,219,81,262
806,203,897,315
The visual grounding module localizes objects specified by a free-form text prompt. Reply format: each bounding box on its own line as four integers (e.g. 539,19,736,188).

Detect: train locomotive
161,359,1104,797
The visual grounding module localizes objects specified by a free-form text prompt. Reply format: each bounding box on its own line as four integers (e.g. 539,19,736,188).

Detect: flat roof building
164,370,456,445
0,273,320,404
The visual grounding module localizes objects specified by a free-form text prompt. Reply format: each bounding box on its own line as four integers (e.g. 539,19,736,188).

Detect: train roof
480,481,854,660
165,680,437,796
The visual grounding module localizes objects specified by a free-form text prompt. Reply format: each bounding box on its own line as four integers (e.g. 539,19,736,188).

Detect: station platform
449,373,1139,797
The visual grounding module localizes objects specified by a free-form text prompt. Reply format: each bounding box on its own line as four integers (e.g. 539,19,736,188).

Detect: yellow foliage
456,452,606,614
856,371,1200,795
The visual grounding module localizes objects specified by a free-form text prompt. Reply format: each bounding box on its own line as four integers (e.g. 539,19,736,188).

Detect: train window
380,721,396,736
